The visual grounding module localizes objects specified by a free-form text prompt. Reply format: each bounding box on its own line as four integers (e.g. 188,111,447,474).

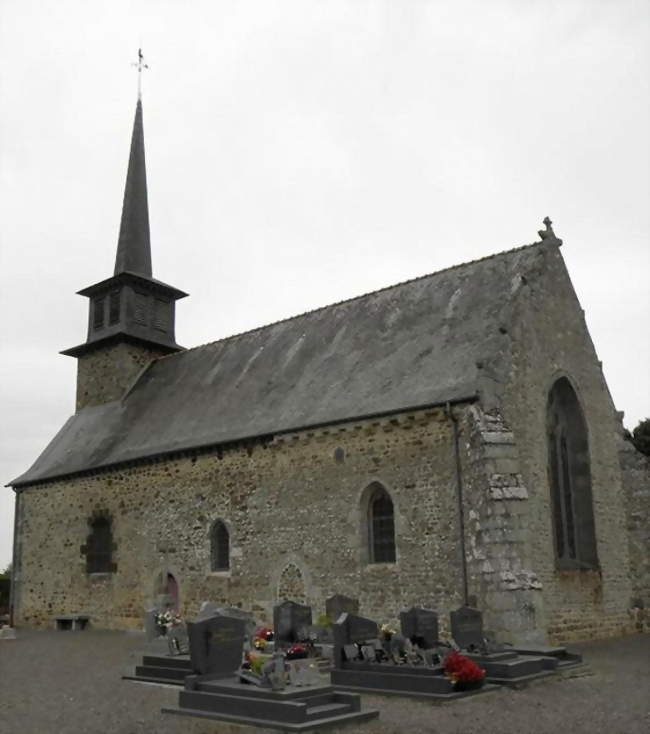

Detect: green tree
630,418,650,457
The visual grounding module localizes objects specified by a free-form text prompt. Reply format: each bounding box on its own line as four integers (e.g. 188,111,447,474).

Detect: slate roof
11,241,547,486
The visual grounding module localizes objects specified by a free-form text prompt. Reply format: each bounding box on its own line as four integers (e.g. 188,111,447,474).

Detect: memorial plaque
187,614,246,675
400,607,439,649
273,601,312,647
325,594,359,621
167,624,190,655
450,606,484,651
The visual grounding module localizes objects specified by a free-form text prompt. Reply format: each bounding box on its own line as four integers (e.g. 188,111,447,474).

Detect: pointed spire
114,99,152,277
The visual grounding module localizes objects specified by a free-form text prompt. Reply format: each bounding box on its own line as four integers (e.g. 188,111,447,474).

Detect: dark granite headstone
450,606,484,651
325,594,359,621
273,601,312,647
197,603,256,642
400,607,439,649
187,614,246,675
332,612,379,669
346,614,379,642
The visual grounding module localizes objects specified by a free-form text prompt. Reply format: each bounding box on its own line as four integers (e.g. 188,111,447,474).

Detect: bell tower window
108,289,121,325
93,297,105,330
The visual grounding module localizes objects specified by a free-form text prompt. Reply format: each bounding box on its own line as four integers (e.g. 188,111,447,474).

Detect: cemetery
119,594,589,731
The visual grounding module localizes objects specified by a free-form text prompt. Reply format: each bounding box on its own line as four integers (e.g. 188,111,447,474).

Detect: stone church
9,98,649,645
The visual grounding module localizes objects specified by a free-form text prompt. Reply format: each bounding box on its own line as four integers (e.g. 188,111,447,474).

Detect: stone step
199,680,334,699
122,674,184,686
470,654,547,679
142,654,192,670
514,647,583,665
300,693,336,708
135,665,188,682
162,704,379,731
305,702,352,721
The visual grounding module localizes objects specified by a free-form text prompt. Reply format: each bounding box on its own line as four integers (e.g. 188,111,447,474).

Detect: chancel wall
487,244,635,644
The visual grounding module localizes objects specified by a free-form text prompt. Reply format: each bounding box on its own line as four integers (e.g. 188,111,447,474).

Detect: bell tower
62,92,187,410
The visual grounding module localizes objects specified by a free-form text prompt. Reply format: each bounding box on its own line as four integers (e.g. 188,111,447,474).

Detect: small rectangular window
93,297,105,330
134,292,148,325
153,298,169,332
108,289,120,325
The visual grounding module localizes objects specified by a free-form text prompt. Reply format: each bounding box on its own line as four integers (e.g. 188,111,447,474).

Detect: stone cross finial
131,48,149,99
537,216,562,246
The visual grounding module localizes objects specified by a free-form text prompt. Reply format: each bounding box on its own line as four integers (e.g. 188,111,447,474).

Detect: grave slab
162,675,379,731
331,612,495,701
449,607,561,687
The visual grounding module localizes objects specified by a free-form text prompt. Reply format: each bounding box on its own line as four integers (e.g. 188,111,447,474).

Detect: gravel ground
0,629,648,734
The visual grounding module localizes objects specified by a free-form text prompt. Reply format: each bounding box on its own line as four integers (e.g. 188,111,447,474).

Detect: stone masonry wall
15,406,471,635
620,441,650,633
460,406,545,646
75,341,166,410
495,243,635,644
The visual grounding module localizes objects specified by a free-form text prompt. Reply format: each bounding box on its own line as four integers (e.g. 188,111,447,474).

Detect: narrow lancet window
369,485,396,563
210,520,230,571
547,377,598,568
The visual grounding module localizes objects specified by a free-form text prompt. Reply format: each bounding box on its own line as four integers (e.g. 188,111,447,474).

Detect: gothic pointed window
210,520,230,571
84,516,115,573
368,485,396,563
547,377,598,568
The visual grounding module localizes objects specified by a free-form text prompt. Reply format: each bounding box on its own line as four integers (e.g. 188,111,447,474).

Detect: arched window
547,377,598,568
368,485,396,563
210,520,230,571
85,516,114,573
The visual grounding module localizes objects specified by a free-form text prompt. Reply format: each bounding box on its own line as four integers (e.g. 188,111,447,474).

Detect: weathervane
132,48,149,99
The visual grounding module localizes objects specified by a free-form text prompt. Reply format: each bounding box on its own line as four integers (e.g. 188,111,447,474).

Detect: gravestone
144,607,160,642
332,613,379,669
450,606,484,651
198,602,256,641
325,594,359,621
400,607,439,649
273,601,312,647
187,614,246,676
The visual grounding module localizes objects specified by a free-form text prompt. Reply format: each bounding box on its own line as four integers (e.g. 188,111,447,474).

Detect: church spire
61,63,188,403
114,98,152,277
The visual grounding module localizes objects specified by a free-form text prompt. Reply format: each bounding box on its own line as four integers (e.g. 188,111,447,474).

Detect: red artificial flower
444,651,486,683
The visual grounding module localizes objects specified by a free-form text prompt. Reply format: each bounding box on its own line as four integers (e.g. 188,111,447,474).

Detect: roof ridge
156,239,544,362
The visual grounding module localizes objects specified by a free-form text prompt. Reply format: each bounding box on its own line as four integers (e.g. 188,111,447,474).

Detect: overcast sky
1,0,648,570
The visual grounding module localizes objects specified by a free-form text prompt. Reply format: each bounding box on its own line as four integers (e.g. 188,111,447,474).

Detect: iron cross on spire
132,48,149,99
